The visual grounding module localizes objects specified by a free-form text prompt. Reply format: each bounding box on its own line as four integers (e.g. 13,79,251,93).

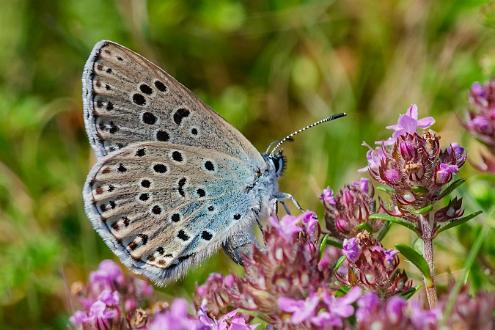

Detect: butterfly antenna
268,113,347,156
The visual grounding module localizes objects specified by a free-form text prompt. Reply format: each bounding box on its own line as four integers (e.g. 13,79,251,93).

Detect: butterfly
82,40,345,285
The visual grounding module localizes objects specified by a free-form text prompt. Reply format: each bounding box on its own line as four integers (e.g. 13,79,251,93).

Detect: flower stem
420,214,437,308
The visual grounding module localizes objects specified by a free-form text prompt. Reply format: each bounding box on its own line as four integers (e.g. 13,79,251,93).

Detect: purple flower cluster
192,211,494,329
365,105,466,232
194,212,341,328
277,287,361,328
356,292,441,329
445,287,495,329
70,213,495,329
148,299,200,330
70,259,154,329
69,260,254,330
338,232,412,298
465,80,495,172
321,178,382,239
356,288,495,329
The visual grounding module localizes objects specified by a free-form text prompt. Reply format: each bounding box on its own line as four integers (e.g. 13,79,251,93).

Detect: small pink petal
406,104,418,118
417,116,435,128
398,115,418,132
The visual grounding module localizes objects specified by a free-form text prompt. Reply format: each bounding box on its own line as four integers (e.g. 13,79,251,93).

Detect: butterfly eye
255,168,262,178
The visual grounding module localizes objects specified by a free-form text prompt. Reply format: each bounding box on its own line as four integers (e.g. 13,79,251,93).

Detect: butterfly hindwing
82,40,263,166
84,142,261,284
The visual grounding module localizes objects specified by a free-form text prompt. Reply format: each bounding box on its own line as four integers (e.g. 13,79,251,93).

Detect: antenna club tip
333,112,347,119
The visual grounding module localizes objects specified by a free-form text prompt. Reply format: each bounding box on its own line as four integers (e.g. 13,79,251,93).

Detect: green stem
419,213,437,308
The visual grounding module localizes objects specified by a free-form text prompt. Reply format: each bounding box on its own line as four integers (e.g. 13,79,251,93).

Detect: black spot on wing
173,108,190,125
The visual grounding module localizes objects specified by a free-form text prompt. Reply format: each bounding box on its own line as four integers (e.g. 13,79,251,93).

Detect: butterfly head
252,151,285,198
267,150,286,178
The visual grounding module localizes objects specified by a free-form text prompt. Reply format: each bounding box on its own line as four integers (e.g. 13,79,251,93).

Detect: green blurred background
1,0,495,328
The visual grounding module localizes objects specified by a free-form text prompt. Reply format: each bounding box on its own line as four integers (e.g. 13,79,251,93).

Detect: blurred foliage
0,0,495,328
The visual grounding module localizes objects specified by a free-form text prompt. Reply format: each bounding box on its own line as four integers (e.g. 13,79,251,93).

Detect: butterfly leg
270,197,291,216
280,201,292,215
273,192,304,212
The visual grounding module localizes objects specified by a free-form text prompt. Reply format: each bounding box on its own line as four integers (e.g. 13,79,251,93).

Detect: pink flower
135,279,154,298
410,301,441,329
385,104,435,144
269,215,302,240
278,288,361,328
323,287,361,318
124,298,137,312
301,212,319,239
383,249,399,265
464,80,495,172
363,144,387,172
69,260,161,329
149,299,200,330
343,238,361,262
364,106,466,229
435,163,459,185
278,294,320,324
198,305,257,330
269,211,317,241
89,259,125,289
356,292,380,321
359,178,371,193
337,232,412,297
69,311,87,326
386,296,407,323
322,178,380,239
318,247,339,271
320,188,336,205
469,81,495,110
97,289,119,306
85,300,119,329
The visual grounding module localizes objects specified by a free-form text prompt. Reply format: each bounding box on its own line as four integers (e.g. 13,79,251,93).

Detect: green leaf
395,244,431,280
376,221,391,241
319,234,329,256
412,204,433,215
335,285,350,297
438,179,465,199
326,237,343,248
319,235,343,254
436,210,483,234
369,214,417,232
400,286,418,299
355,222,372,232
376,185,394,193
333,255,347,272
411,186,428,194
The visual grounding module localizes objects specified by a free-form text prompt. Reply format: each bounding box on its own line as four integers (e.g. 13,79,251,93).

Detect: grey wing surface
84,142,262,284
82,40,264,167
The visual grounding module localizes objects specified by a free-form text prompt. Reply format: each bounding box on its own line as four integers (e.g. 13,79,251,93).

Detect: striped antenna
268,113,347,156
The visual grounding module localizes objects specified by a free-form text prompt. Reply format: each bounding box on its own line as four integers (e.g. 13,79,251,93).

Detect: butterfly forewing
84,142,261,284
82,40,263,166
